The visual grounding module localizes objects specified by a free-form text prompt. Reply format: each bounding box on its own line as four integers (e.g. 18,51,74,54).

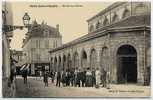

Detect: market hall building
49,2,151,85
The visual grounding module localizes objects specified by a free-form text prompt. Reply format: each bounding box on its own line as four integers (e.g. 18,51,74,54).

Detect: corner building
49,2,151,85
22,21,62,75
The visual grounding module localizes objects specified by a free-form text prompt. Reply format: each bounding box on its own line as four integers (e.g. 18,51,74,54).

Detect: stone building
2,1,16,97
22,21,62,75
49,2,151,85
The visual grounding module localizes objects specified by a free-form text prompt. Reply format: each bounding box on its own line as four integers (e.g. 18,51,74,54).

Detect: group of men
43,67,110,89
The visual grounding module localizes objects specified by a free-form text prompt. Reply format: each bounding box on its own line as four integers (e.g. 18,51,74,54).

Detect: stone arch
90,48,97,70
134,3,148,15
73,51,79,70
122,8,130,19
81,49,88,70
112,13,119,23
112,41,139,83
113,41,139,57
103,17,109,26
116,45,137,83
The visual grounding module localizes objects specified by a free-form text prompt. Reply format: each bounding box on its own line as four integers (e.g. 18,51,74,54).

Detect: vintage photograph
2,0,151,98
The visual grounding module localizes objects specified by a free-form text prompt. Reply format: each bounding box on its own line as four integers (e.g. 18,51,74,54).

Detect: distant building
22,20,62,75
49,2,151,85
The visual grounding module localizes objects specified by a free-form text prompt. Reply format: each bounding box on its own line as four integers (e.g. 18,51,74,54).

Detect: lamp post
2,12,31,33
22,12,31,27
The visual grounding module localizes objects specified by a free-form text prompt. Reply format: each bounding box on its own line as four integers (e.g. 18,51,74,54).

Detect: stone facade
2,1,16,97
22,21,62,75
49,2,151,85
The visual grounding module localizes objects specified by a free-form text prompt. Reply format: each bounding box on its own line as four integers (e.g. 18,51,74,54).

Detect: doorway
117,45,137,83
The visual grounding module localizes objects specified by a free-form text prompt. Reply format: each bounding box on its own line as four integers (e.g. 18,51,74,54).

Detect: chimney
56,24,59,32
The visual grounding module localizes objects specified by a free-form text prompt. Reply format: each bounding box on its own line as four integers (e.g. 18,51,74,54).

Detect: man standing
56,71,61,87
92,68,96,87
101,68,107,88
22,69,28,84
85,68,92,87
43,71,49,87
106,70,110,89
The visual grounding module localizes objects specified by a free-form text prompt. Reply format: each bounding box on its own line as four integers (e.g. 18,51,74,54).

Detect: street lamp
22,12,31,27
2,12,31,33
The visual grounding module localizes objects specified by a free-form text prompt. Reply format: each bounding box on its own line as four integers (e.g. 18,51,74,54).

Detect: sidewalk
15,76,151,97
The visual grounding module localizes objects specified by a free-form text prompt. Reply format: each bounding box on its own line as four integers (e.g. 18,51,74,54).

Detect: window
89,25,94,32
45,40,49,48
103,17,109,26
135,3,148,15
53,40,55,48
36,40,39,48
112,13,119,23
36,40,40,48
96,21,100,29
44,30,49,37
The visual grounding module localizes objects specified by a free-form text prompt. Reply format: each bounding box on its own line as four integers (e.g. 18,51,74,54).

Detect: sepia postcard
2,0,151,98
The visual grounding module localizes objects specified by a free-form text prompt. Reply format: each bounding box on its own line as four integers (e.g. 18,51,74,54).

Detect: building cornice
49,25,150,53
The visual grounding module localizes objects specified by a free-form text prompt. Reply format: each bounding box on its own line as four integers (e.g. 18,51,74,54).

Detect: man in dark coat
61,70,66,86
80,70,86,87
92,69,96,87
43,71,49,87
65,70,71,86
101,68,107,87
56,71,61,87
22,69,28,84
70,70,75,86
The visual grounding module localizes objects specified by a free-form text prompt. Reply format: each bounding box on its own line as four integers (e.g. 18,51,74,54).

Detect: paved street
15,76,150,98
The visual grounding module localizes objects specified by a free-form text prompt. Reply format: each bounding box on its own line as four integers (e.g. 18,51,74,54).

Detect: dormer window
44,29,49,37
96,21,100,29
112,13,119,23
135,3,148,15
122,9,130,19
89,25,94,32
103,17,109,26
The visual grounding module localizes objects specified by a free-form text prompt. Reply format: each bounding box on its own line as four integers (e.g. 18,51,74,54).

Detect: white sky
10,1,113,50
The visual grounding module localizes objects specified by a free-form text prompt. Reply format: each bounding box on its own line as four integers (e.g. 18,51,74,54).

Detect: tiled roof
28,23,61,38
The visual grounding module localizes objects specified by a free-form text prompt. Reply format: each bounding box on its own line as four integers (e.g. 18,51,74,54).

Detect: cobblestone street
15,76,150,98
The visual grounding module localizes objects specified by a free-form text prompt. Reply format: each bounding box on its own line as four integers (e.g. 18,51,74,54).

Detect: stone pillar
137,46,145,85
87,50,90,70
96,47,101,70
110,47,117,84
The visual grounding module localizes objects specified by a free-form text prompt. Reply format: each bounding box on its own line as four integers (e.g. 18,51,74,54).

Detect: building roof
22,20,62,47
27,20,61,38
49,14,150,53
87,2,126,22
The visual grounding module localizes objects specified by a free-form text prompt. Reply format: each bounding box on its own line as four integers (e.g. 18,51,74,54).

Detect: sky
10,1,113,50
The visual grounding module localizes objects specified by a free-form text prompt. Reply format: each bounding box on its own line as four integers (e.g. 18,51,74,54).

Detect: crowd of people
41,67,110,89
